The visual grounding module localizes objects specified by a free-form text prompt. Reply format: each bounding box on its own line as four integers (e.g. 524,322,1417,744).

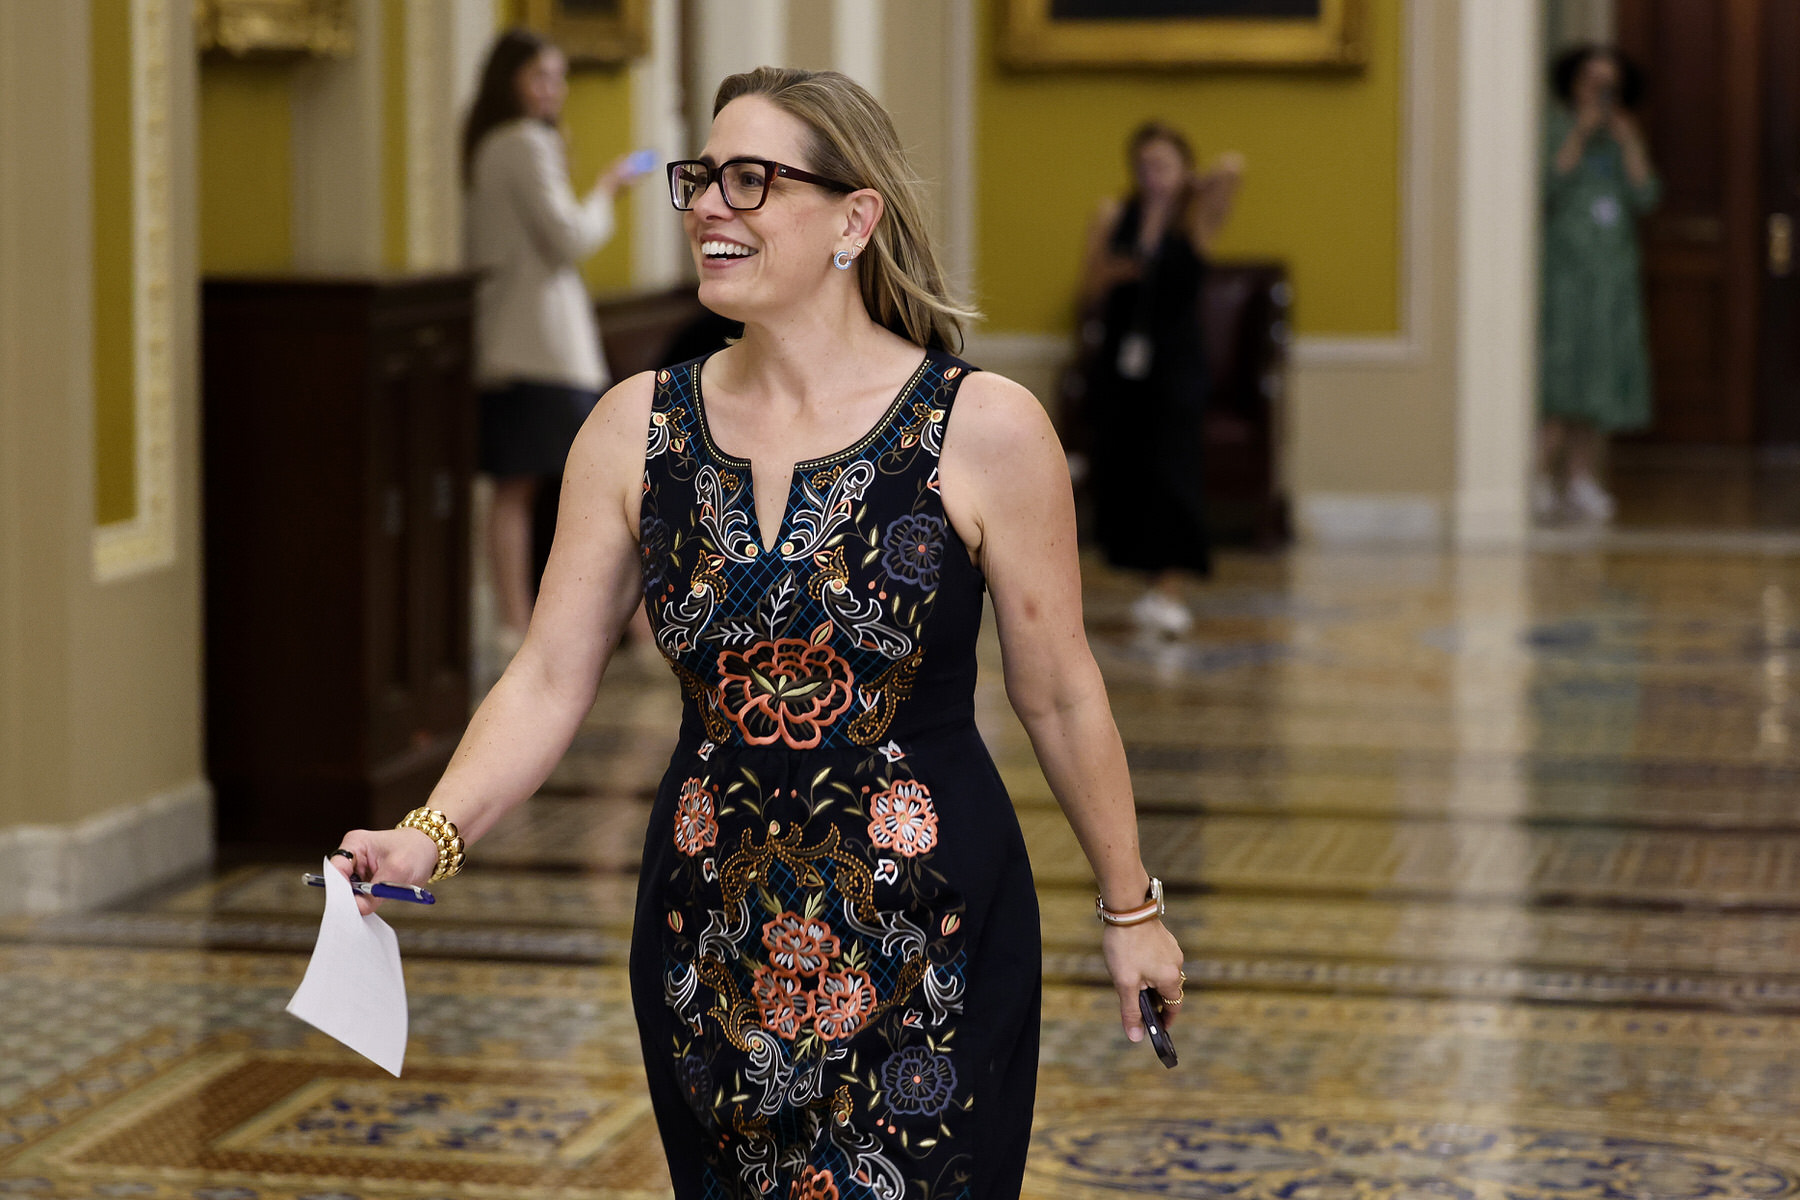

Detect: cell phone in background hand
1139,987,1178,1069
626,148,658,176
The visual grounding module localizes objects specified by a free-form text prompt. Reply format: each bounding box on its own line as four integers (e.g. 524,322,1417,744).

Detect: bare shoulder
947,370,1058,452
943,376,1051,489
570,370,657,469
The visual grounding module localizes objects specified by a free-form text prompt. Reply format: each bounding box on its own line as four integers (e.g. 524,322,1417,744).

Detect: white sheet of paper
285,857,409,1076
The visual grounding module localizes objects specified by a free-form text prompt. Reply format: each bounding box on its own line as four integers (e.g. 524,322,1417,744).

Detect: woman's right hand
330,828,440,916
1096,253,1142,289
1573,96,1609,138
596,150,654,195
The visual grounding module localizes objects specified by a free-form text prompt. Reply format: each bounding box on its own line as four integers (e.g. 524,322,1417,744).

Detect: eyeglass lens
669,161,772,211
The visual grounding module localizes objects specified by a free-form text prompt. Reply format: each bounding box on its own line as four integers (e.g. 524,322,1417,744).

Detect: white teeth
701,240,756,258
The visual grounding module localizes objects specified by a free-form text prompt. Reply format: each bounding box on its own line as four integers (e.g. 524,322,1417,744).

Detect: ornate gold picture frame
519,0,649,66
998,0,1367,70
194,0,354,58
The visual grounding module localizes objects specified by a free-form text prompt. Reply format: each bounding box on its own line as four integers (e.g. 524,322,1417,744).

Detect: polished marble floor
9,536,1800,1199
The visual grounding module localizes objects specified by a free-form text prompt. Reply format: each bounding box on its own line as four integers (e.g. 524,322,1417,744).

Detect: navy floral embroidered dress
630,349,1042,1200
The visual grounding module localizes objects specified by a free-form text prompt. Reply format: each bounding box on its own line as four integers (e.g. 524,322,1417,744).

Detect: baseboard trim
964,330,1422,372
0,778,214,916
1298,493,1444,546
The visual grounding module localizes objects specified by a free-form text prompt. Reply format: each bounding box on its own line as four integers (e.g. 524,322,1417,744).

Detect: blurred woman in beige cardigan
463,28,648,653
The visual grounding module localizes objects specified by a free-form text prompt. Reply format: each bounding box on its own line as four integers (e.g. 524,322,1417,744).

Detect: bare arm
507,125,618,262
332,372,656,909
1554,102,1605,175
1610,110,1657,195
940,372,1185,1038
1077,197,1137,311
1187,152,1245,254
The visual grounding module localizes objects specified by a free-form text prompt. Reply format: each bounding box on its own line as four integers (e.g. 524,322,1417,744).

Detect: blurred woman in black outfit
1077,122,1242,637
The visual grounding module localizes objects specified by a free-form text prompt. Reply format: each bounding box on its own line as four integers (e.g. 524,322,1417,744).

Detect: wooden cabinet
203,275,475,849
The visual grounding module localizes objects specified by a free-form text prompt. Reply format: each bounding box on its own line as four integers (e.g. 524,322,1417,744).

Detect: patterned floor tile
11,540,1800,1197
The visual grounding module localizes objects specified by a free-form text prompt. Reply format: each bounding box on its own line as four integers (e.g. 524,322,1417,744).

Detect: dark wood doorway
1616,0,1799,446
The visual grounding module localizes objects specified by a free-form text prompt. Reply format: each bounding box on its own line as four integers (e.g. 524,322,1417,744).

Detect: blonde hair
713,67,979,352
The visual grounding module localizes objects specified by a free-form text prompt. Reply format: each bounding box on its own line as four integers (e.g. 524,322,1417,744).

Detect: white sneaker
1130,590,1193,638
1565,475,1615,524
1531,476,1564,523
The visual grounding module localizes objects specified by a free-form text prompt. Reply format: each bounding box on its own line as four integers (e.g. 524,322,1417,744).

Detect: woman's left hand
1102,919,1187,1042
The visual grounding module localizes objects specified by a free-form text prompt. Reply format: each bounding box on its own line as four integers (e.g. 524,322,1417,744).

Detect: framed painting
998,0,1367,70
195,0,354,58
518,0,649,66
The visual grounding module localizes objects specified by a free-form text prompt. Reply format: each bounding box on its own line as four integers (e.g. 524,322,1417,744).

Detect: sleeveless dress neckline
631,347,1041,1200
690,350,937,554
690,349,936,471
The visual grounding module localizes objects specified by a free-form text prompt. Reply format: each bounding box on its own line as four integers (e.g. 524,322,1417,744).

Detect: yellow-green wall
198,63,293,273
977,0,1402,336
564,66,635,293
92,0,135,525
383,0,410,270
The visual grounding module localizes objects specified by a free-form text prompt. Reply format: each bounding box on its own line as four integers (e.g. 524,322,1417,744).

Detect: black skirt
478,380,598,478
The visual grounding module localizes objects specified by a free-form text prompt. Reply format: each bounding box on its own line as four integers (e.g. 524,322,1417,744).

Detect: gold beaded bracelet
397,806,466,883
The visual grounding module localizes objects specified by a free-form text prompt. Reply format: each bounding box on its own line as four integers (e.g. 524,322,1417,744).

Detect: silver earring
833,249,855,270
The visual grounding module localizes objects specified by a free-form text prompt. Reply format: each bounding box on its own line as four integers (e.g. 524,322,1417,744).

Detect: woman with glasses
462,28,650,659
333,66,1184,1199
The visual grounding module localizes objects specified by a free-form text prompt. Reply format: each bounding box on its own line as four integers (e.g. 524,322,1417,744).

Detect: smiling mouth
701,240,757,261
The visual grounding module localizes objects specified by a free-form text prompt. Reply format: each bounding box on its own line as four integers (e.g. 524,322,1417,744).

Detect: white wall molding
1298,493,1444,546
632,0,689,289
951,0,1433,367
1454,0,1538,548
1290,0,1435,368
93,0,179,582
291,0,387,271
0,779,213,916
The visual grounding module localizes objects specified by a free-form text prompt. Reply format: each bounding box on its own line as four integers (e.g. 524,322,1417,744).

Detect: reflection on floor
9,543,1800,1198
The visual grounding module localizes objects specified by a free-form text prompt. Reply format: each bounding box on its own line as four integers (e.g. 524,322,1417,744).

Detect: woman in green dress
1537,44,1660,524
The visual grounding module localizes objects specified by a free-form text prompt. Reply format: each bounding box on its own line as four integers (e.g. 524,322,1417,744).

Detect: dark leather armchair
1199,260,1291,547
1059,259,1291,548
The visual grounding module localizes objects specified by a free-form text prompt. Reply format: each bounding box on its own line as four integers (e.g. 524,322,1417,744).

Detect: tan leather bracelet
1097,876,1165,926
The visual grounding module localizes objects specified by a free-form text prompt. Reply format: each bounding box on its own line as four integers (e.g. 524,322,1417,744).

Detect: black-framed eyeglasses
666,158,856,212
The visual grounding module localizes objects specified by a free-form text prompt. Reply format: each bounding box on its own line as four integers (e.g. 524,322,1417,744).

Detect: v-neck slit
688,351,935,555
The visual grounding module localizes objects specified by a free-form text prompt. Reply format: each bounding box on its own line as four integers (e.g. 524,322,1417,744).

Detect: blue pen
301,873,436,904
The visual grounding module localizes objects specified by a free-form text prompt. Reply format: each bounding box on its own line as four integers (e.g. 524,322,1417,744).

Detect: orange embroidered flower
715,639,855,748
790,1165,839,1200
752,966,813,1040
812,968,877,1041
761,912,840,977
868,780,938,858
672,777,719,856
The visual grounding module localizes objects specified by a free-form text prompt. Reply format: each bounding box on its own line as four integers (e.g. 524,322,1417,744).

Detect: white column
632,0,688,287
832,0,883,98
692,0,788,125
401,0,463,270
290,0,387,271
1454,0,1540,547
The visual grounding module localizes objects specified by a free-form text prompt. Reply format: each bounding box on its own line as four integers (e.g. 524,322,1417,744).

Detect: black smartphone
1138,988,1178,1069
